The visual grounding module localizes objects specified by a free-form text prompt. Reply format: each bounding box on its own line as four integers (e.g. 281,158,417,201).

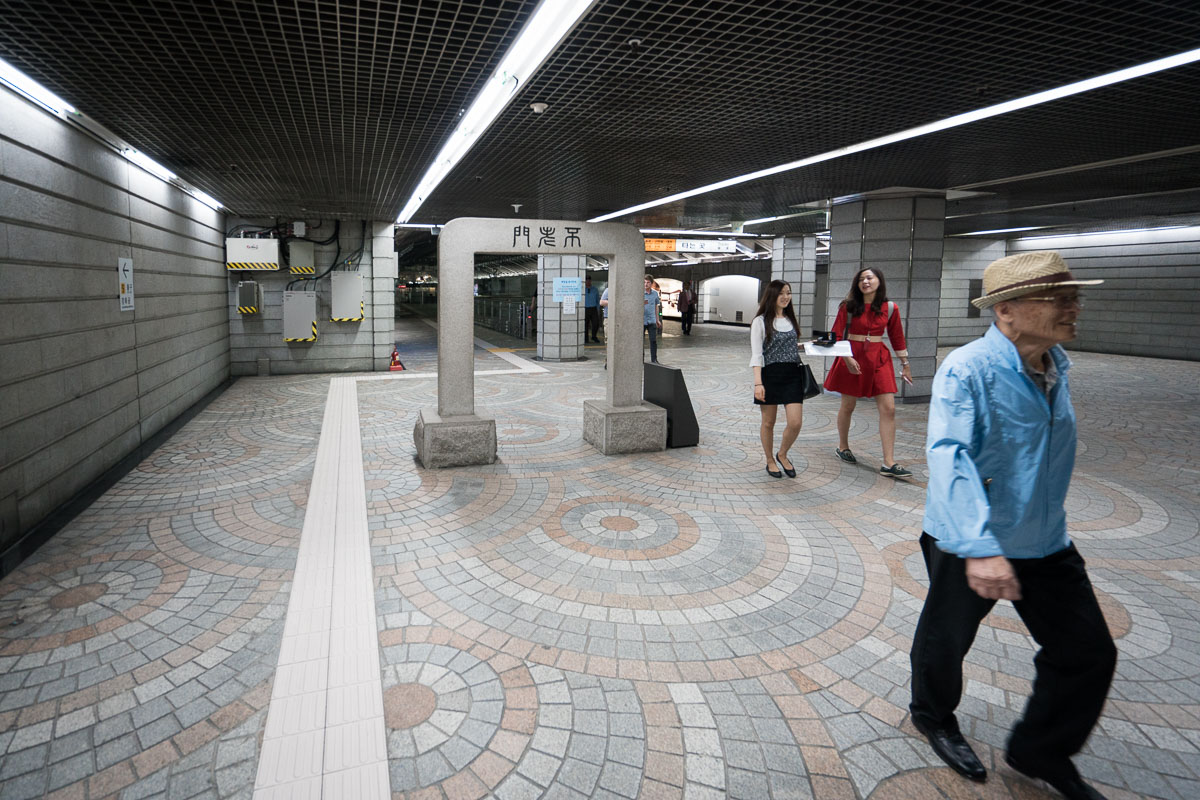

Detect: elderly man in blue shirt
910,251,1115,800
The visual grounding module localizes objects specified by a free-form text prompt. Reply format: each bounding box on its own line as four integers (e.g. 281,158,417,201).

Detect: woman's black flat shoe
776,453,797,478
765,464,783,478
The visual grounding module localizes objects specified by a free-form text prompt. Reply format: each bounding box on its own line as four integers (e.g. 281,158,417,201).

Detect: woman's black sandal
776,453,797,478
765,464,783,478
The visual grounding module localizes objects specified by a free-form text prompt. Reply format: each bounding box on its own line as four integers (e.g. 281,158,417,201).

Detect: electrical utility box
288,240,315,274
283,291,318,341
236,280,262,314
331,272,364,321
226,238,280,270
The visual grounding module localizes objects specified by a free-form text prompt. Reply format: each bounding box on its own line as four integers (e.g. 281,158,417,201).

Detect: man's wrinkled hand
965,556,1021,601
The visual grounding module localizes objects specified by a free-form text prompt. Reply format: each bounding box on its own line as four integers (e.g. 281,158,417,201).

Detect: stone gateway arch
413,217,666,467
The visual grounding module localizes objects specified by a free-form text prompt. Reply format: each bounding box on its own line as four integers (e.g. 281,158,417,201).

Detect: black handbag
799,362,821,399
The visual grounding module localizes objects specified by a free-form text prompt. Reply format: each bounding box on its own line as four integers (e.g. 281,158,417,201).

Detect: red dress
822,302,907,397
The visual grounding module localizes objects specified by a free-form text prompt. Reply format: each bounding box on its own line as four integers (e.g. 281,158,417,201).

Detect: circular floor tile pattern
0,558,172,642
48,582,107,609
384,682,439,729
398,510,875,669
381,642,533,793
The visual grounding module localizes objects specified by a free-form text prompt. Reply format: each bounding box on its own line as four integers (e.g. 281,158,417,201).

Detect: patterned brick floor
2,317,1198,799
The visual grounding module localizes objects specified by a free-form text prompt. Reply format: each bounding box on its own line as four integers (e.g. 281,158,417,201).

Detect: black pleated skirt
754,361,806,405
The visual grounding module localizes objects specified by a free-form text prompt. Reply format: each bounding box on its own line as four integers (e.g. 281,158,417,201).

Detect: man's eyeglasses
1018,294,1084,310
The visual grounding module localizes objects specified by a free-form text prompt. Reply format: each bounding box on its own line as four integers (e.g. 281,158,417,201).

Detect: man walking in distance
679,280,697,335
599,286,609,369
584,276,602,343
643,274,662,363
910,251,1115,800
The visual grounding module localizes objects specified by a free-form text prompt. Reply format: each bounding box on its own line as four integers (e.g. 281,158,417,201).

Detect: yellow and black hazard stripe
330,302,365,322
237,305,259,314
284,321,318,342
226,261,279,270
289,265,315,274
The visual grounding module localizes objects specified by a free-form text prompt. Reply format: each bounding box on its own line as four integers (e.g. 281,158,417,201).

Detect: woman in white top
750,280,805,478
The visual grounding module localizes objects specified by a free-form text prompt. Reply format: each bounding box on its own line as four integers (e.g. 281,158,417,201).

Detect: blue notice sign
552,277,583,302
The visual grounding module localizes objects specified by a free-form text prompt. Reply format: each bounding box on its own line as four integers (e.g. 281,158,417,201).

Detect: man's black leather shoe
1006,753,1107,799
913,720,986,782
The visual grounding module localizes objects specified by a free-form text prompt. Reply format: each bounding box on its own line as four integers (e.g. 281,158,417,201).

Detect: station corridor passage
1,318,1198,800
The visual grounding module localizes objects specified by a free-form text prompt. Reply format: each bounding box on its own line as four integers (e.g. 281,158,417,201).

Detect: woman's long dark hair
842,268,888,317
754,280,800,345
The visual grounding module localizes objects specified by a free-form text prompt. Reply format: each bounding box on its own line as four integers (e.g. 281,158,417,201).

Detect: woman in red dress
823,267,913,478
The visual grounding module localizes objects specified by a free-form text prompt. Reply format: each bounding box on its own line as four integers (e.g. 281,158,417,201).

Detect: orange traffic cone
389,347,404,371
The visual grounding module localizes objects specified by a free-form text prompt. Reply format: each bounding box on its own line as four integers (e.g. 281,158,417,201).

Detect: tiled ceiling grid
947,149,1200,216
656,62,1200,231
1,0,1199,232
419,0,1200,226
0,0,532,220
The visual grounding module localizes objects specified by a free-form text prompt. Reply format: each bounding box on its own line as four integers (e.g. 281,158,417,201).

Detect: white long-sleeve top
749,315,796,367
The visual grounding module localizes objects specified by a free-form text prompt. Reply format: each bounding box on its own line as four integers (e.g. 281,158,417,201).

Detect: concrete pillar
772,236,816,334
536,254,586,361
371,221,398,370
829,194,944,402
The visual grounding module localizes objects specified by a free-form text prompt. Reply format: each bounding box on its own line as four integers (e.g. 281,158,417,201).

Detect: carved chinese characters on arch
513,225,583,250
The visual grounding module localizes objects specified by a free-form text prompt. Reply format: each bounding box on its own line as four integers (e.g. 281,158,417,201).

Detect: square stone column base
413,409,497,468
583,400,667,455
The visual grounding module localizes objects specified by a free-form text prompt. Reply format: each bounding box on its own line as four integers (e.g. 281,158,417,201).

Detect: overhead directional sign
678,239,737,253
644,238,676,252
643,238,738,253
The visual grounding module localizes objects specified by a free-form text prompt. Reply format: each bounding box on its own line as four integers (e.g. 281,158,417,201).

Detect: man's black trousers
585,306,601,340
909,533,1116,766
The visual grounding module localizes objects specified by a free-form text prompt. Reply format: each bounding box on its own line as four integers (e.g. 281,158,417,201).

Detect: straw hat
972,251,1103,309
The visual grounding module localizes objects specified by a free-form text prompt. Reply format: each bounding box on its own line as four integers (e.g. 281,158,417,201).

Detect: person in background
679,280,697,335
750,280,805,479
644,275,662,364
910,251,1113,800
600,285,610,369
584,276,602,343
822,267,913,478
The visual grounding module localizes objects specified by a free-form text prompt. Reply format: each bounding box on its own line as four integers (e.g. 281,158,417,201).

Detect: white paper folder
804,341,852,357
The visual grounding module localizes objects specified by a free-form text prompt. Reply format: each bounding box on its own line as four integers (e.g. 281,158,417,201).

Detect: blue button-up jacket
922,324,1077,559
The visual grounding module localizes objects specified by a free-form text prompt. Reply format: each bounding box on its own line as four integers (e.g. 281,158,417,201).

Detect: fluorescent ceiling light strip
589,46,1200,223
397,0,595,223
639,228,741,236
0,57,75,114
742,211,817,226
125,150,176,183
954,226,1047,236
189,189,223,210
1017,224,1195,241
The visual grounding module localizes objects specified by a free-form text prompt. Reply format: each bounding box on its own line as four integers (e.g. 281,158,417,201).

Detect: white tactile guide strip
254,346,543,798
253,377,388,799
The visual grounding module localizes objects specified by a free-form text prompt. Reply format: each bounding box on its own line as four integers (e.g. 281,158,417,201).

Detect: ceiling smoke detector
529,102,549,114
